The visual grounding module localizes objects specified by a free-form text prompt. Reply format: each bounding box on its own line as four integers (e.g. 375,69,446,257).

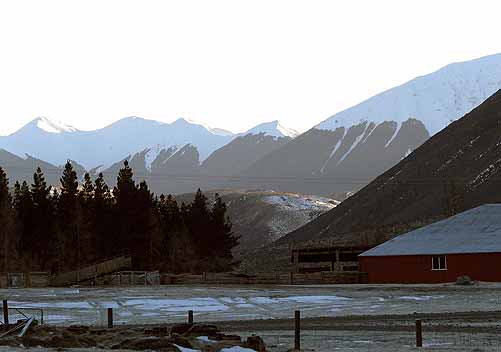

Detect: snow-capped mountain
243,120,299,138
0,116,236,169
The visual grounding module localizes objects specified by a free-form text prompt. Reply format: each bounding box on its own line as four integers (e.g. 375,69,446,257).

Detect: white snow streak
384,121,402,148
337,123,370,165
320,128,346,173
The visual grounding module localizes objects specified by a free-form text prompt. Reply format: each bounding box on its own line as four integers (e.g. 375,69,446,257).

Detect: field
2,283,501,351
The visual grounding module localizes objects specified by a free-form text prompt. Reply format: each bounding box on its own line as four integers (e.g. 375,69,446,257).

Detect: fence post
188,310,194,324
294,310,300,351
107,308,113,328
2,300,8,325
416,319,422,347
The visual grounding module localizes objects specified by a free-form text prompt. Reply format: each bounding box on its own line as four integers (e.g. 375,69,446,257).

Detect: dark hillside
280,90,501,246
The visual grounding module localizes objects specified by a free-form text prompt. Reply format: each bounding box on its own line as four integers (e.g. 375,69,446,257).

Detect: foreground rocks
0,322,266,351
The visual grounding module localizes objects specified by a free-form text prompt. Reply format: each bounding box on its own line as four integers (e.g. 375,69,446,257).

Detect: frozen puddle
124,298,230,312
1,285,498,326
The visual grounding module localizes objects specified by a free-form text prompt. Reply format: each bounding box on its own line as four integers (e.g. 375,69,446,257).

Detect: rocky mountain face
232,54,501,196
236,119,429,195
280,89,501,247
94,133,292,194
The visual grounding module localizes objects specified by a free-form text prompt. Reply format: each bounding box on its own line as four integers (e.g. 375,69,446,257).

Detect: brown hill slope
175,190,338,252
278,90,501,247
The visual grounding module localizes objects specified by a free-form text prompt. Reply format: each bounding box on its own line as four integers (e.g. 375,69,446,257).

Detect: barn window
432,256,447,270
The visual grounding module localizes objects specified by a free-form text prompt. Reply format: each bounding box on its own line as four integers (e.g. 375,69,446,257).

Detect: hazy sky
1,0,500,135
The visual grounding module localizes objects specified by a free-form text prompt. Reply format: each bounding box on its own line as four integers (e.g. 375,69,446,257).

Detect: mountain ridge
280,89,501,247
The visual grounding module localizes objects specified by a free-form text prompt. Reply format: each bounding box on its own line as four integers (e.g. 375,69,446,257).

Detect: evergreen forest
0,161,239,274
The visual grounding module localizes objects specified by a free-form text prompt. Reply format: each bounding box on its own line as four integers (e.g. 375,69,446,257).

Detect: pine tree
210,193,239,268
94,173,113,259
135,180,158,269
158,194,187,272
30,167,55,270
77,173,96,263
0,167,14,271
185,189,212,260
113,161,138,257
14,181,33,270
80,173,94,202
57,161,81,270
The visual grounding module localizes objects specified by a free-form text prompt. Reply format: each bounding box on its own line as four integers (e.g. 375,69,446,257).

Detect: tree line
0,161,239,274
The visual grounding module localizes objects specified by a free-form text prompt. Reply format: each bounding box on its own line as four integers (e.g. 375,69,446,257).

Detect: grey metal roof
360,204,501,257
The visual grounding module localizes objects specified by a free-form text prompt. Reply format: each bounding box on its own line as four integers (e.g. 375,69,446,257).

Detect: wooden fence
97,271,161,286
161,271,367,285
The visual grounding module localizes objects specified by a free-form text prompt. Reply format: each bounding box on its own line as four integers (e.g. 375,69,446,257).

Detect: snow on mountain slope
263,193,338,242
35,117,78,133
243,120,299,138
317,53,501,135
144,144,173,171
175,190,339,251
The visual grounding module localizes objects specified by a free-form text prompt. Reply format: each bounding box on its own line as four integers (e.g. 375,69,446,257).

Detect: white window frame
431,256,447,271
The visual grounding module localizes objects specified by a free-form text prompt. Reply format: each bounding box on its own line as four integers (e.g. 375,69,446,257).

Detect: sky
0,0,500,136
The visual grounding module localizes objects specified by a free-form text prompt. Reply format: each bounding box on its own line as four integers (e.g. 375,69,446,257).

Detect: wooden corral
290,245,372,273
50,256,132,286
0,272,50,288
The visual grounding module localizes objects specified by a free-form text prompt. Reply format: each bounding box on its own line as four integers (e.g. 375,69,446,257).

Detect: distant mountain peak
172,117,190,125
32,116,78,134
112,116,164,126
244,120,299,138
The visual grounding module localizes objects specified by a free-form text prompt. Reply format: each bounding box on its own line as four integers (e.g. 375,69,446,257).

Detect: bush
455,275,474,285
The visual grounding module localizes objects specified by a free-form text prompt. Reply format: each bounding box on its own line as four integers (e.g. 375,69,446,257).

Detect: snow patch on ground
123,298,229,312
399,295,444,301
174,344,201,352
197,336,217,344
220,347,256,352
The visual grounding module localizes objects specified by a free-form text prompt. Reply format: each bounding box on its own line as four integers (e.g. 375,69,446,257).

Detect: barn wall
359,253,501,283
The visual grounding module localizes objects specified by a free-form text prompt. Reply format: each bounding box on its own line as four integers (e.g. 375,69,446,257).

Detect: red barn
359,204,501,284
